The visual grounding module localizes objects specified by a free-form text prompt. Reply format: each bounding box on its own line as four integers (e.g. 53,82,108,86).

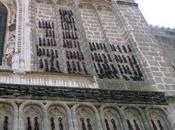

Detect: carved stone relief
0,0,16,67
48,105,67,130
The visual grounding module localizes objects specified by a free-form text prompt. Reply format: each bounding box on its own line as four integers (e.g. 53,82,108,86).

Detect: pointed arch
19,101,45,130
72,103,103,130
0,2,8,65
145,107,173,130
100,104,124,130
0,100,18,130
45,102,73,130
121,106,147,130
0,0,23,69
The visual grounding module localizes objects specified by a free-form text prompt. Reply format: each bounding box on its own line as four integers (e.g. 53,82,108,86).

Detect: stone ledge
0,83,166,105
117,1,138,7
26,71,93,78
0,66,12,72
0,72,97,88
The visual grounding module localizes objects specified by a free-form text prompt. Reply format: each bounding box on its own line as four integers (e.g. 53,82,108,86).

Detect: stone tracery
0,0,16,24
48,105,67,130
0,103,13,130
102,106,122,130
147,109,170,130
0,0,17,67
23,105,43,130
0,0,174,130
75,106,96,130
124,108,144,130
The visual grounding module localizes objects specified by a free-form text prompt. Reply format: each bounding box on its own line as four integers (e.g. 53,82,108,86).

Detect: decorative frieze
0,83,166,104
0,72,98,88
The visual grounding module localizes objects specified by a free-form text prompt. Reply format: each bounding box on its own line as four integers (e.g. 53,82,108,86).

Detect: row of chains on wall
25,117,165,130
23,116,166,130
110,44,143,81
59,9,88,75
89,42,144,81
89,42,120,79
80,118,93,130
37,20,61,73
105,119,117,130
36,10,143,80
151,119,164,130
125,119,164,130
26,116,64,130
126,119,141,130
27,117,39,130
50,117,64,130
0,116,9,130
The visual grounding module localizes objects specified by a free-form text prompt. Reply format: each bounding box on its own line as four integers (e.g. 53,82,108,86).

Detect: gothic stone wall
0,0,175,92
0,0,175,129
3,0,172,93
151,27,175,91
0,98,173,130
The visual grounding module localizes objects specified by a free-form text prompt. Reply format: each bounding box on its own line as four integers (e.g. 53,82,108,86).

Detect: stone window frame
45,102,72,130
19,101,45,130
144,107,173,130
100,104,124,130
71,103,103,130
0,100,18,130
121,105,147,130
0,0,23,69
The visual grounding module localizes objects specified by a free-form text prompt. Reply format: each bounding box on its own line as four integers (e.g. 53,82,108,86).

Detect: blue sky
135,0,175,28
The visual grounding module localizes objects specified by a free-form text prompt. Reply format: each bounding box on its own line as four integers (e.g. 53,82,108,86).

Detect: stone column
167,100,175,129
43,107,49,130
23,0,32,71
119,108,129,130
12,0,25,73
139,108,151,130
13,102,18,130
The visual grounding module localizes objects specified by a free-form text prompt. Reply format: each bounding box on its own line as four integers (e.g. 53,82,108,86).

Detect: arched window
23,105,43,130
75,106,96,130
0,103,13,130
0,2,7,65
102,107,122,130
148,109,170,130
124,108,143,130
48,105,67,130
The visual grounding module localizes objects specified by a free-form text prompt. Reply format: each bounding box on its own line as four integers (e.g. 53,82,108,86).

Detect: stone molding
0,99,173,130
100,104,125,130
0,0,24,72
71,103,103,130
116,1,138,7
18,100,45,130
0,83,166,104
144,106,174,130
0,99,18,130
0,71,97,88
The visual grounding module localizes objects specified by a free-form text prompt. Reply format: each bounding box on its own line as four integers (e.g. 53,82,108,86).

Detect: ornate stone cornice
0,84,166,105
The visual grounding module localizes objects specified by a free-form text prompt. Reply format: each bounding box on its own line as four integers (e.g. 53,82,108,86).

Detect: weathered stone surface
0,0,175,129
0,83,167,105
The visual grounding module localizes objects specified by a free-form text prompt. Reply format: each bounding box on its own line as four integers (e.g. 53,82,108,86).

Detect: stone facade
0,98,173,130
0,0,175,130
